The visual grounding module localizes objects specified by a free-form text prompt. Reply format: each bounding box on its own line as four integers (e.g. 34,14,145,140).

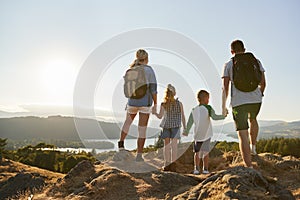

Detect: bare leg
164,138,171,165
194,152,200,170
202,152,209,171
249,119,258,146
238,130,252,167
120,112,136,141
170,138,178,163
137,113,150,154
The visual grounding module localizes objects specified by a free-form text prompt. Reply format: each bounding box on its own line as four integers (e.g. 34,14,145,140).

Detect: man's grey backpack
232,52,262,92
123,65,148,99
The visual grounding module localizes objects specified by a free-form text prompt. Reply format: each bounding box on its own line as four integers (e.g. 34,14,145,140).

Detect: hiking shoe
135,154,144,162
118,141,125,150
202,170,210,174
193,170,200,175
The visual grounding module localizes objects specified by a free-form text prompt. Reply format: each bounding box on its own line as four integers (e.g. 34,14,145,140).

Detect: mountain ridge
0,116,160,142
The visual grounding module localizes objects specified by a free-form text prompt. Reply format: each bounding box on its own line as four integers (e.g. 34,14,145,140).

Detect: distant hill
219,120,300,139
0,116,160,141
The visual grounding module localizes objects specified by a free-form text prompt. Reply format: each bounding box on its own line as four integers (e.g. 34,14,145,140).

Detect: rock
112,150,134,162
94,160,101,165
174,166,295,200
275,160,300,170
260,153,283,162
64,160,94,180
0,172,45,200
62,160,95,191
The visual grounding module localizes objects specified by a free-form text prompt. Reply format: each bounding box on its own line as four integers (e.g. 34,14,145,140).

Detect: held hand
222,107,228,117
152,104,157,114
182,129,188,136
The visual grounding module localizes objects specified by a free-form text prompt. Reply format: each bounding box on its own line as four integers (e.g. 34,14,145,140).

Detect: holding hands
182,128,188,136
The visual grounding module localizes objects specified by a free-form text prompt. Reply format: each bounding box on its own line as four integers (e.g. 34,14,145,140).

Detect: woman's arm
151,93,157,114
154,103,164,119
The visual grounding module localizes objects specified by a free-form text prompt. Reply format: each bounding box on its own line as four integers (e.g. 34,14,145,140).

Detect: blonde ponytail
130,49,148,68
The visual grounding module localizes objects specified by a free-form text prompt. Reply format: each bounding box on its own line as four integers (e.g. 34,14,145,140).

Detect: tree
0,138,8,161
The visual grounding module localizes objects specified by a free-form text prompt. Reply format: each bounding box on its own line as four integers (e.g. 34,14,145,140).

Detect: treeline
2,142,95,173
5,139,114,150
215,137,300,158
256,137,300,157
1,137,299,174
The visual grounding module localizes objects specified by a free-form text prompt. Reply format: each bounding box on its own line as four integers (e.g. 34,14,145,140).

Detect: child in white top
183,90,226,174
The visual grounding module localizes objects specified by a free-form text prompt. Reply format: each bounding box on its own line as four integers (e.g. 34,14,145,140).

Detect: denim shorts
232,103,261,131
193,138,211,153
160,127,181,139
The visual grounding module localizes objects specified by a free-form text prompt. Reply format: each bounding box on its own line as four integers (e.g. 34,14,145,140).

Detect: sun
40,59,78,102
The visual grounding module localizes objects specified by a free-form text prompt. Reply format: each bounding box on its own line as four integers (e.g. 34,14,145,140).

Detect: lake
54,133,237,154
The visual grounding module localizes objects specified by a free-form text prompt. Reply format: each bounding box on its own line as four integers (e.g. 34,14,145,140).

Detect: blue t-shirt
128,65,157,107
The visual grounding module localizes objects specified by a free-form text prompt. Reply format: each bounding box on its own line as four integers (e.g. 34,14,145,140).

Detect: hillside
219,120,300,139
0,116,160,142
1,145,299,199
0,117,299,144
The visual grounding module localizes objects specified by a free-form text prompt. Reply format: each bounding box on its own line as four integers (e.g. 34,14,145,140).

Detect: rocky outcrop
174,166,295,200
0,172,45,200
1,152,299,199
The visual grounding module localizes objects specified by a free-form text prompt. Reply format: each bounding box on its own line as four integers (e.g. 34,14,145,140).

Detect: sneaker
202,170,210,174
251,149,257,155
251,148,257,155
251,145,257,155
118,141,125,150
193,170,200,175
135,154,144,162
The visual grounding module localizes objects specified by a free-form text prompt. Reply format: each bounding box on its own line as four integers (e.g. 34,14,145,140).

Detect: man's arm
260,72,266,96
222,76,230,116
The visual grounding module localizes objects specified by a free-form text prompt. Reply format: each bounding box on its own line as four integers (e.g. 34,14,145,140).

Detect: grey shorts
193,138,211,153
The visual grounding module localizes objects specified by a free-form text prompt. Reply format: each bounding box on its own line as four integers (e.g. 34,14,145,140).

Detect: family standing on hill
118,39,266,172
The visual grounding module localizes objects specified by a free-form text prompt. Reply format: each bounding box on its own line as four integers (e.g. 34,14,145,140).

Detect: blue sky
0,0,300,122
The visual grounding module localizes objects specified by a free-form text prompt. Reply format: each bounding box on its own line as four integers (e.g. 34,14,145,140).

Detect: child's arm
210,107,226,120
179,102,187,130
183,112,193,136
154,103,164,119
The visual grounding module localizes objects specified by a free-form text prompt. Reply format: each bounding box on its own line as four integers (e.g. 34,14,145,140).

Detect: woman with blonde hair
155,84,186,170
118,49,157,162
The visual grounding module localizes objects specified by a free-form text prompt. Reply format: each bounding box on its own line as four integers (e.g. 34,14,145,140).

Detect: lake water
54,133,237,154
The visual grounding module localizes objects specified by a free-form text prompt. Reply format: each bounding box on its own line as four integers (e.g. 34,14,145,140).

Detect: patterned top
160,99,182,129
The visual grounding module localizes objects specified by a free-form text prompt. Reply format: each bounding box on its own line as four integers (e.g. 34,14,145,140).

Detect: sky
0,0,300,123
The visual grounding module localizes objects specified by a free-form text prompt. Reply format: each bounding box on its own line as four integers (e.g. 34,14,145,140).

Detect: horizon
0,107,298,125
1,1,300,122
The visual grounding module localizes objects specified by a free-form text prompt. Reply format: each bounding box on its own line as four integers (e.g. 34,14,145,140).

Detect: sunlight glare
40,59,78,104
